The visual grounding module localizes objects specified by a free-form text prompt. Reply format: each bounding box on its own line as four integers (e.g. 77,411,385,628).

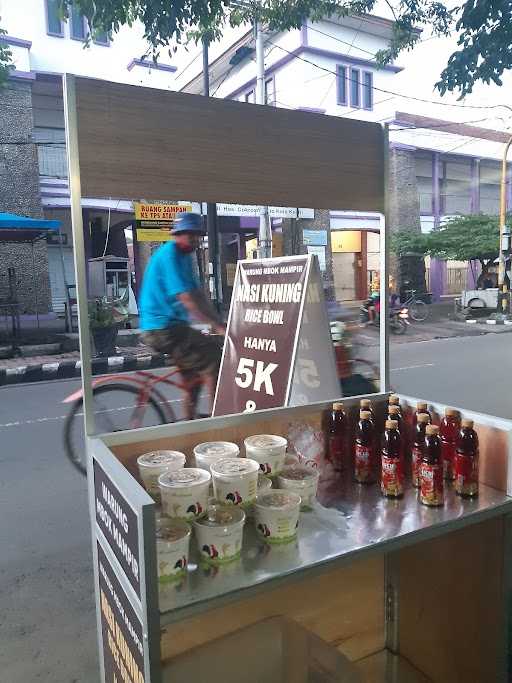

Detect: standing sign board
89,443,160,683
133,202,192,242
213,255,340,416
97,542,145,683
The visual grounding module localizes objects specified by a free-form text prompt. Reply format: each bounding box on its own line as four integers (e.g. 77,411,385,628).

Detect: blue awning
0,212,61,242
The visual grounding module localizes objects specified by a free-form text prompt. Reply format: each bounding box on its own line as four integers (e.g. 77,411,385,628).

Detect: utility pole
496,135,512,319
202,35,222,310
255,21,272,258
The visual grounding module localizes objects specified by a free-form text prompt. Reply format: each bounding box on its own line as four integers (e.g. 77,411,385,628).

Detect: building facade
182,17,510,300
1,4,509,312
0,0,179,314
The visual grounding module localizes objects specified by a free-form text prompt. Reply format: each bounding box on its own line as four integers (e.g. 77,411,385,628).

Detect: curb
0,353,166,387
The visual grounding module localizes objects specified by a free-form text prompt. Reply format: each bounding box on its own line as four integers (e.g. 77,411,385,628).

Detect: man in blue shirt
140,213,225,418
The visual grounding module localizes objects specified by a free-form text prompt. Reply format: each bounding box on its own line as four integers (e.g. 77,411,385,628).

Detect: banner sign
215,204,314,219
97,542,146,683
288,257,340,406
94,459,141,599
133,202,192,242
213,254,340,416
303,229,327,246
213,256,309,415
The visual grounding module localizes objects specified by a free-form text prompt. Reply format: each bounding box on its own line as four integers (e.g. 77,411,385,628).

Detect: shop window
94,29,110,46
350,68,360,108
264,77,275,105
337,65,347,105
46,0,64,36
70,5,87,41
362,71,373,110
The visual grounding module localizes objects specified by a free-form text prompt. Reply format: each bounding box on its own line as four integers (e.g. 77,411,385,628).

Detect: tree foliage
392,214,501,268
60,0,512,96
0,21,13,87
1,0,512,94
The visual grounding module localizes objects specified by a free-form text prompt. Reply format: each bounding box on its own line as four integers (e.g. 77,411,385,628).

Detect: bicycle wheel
409,299,428,322
64,383,168,476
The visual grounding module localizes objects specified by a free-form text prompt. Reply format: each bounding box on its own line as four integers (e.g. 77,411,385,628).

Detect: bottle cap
388,394,400,405
417,401,428,411
426,425,440,435
445,407,459,417
417,413,430,424
461,418,474,428
385,420,398,430
360,398,371,408
360,410,372,420
388,405,400,415
332,402,344,411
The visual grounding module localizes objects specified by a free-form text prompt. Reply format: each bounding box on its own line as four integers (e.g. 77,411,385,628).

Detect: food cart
64,75,512,682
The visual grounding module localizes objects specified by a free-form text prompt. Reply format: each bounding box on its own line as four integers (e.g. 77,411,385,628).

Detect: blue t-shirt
139,242,198,330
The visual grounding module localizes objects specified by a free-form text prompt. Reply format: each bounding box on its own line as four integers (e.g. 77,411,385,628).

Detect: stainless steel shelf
159,479,512,624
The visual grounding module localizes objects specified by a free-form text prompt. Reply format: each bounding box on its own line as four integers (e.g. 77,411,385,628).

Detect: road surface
0,331,510,681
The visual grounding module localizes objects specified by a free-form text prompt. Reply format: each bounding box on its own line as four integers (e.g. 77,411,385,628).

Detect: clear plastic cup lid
244,434,287,450
159,468,210,488
193,441,240,458
194,505,245,528
156,520,191,542
211,457,259,477
137,450,186,467
255,491,301,510
257,473,273,491
279,465,319,482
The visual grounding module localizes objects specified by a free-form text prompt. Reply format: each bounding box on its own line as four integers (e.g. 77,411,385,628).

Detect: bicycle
402,289,430,322
63,362,203,476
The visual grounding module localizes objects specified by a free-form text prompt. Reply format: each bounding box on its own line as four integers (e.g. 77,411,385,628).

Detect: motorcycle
359,298,410,335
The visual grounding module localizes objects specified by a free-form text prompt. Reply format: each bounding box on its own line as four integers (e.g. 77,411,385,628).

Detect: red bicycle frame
63,366,202,425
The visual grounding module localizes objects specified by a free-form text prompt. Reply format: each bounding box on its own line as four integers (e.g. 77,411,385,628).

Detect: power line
266,39,512,114
175,48,203,79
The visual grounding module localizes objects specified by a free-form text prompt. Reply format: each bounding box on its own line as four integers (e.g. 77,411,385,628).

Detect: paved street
0,330,510,681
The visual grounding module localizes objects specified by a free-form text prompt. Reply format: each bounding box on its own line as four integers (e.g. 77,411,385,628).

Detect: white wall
0,0,178,89
211,17,398,124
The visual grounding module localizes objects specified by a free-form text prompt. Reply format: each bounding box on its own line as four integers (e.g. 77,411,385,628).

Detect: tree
0,1,511,94
392,214,501,276
0,22,12,86
54,0,512,97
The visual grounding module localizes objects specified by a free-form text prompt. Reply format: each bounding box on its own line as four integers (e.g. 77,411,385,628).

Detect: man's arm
177,289,225,334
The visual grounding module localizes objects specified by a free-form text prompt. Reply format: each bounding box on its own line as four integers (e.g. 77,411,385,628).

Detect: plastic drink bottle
420,425,444,507
381,420,403,498
326,402,346,472
354,410,376,484
414,401,431,427
411,413,430,488
440,408,460,481
455,419,479,498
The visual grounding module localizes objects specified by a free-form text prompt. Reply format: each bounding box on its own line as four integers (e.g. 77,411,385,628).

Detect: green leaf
0,20,13,88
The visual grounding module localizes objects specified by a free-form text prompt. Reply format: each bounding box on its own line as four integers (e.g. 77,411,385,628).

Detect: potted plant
88,297,125,357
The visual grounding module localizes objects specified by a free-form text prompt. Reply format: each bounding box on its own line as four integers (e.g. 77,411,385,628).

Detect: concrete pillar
388,146,426,298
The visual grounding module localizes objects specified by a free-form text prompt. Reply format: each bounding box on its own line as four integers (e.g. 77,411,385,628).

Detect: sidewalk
2,301,511,385
0,341,165,386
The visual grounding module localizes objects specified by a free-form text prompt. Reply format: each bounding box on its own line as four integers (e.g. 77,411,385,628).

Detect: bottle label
420,462,444,506
411,445,423,488
381,455,404,497
455,453,478,497
328,435,344,470
355,444,373,483
441,441,456,480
